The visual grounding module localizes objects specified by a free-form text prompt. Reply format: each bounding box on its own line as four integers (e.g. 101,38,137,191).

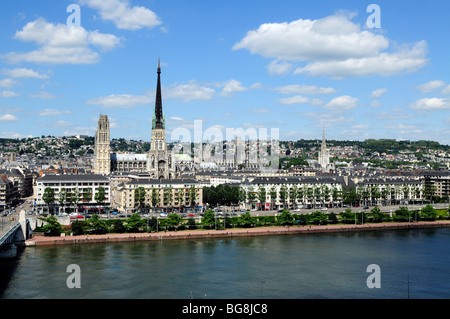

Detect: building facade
114,178,202,213
36,174,110,214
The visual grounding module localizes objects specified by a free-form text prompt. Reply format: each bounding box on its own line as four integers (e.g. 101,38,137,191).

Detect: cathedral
94,60,266,177
94,60,175,179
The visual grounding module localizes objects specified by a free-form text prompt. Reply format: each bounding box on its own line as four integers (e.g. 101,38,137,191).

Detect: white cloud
369,88,387,98
0,90,20,97
2,68,49,79
384,124,416,130
219,79,247,96
87,94,152,108
294,41,428,78
2,18,121,64
278,95,323,105
30,92,56,99
38,108,72,116
249,108,271,113
414,80,446,93
350,124,371,130
79,0,162,30
63,126,96,136
233,12,427,78
0,132,32,138
266,60,293,76
52,120,72,128
410,97,450,110
301,111,353,126
164,81,216,102
324,95,359,110
441,85,450,95
0,114,19,122
234,12,388,61
370,100,381,108
373,110,413,120
0,79,16,88
274,84,337,95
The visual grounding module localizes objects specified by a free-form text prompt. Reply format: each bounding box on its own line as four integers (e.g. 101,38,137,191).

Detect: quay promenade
25,221,450,246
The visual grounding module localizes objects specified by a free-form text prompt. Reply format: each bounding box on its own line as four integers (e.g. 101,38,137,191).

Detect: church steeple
152,58,164,130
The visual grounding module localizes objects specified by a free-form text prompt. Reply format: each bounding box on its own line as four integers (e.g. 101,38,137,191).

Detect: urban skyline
0,0,449,145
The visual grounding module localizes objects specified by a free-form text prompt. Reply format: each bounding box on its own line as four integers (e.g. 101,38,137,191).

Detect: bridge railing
0,220,20,246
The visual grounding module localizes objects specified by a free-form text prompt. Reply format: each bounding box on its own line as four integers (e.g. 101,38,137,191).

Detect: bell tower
94,114,111,174
147,59,175,179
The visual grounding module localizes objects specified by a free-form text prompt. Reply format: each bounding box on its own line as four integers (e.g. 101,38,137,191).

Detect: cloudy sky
0,0,449,144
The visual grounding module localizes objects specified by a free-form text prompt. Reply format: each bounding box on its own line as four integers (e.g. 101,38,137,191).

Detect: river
1,228,449,299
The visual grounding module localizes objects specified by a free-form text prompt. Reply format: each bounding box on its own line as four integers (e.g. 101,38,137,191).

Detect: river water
1,228,449,299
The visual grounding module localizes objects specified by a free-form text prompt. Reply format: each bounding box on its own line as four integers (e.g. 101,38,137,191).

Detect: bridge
0,210,33,258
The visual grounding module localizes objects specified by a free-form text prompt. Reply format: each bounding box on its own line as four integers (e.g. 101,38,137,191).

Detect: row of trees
202,183,439,210
42,186,107,214
133,186,199,212
41,204,449,236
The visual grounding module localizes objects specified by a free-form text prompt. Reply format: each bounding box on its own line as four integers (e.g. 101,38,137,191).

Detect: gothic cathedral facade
94,61,175,179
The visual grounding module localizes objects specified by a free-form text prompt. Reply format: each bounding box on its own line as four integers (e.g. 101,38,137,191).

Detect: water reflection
1,229,449,299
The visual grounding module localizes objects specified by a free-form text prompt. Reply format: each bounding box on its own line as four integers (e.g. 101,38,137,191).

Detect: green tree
321,185,330,207
134,187,146,211
279,185,288,209
239,211,254,228
289,186,298,209
176,189,185,212
371,206,388,223
257,186,267,211
83,187,93,203
126,213,143,232
201,209,216,229
247,187,257,209
309,211,328,225
41,215,62,236
188,186,198,209
87,214,108,234
151,188,160,209
71,189,81,214
95,186,106,214
71,220,85,235
166,213,182,230
420,204,437,221
58,188,68,215
339,208,355,224
327,212,338,224
331,186,340,208
112,219,126,233
394,206,410,222
238,186,247,209
278,209,294,225
269,186,277,210
43,187,55,215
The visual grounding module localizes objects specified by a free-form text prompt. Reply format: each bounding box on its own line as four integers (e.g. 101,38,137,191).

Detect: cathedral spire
153,59,164,130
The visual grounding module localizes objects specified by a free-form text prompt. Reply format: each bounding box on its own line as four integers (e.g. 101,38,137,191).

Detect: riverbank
24,220,450,246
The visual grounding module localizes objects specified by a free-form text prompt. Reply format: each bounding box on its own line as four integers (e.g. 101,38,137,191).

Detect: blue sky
0,0,449,145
